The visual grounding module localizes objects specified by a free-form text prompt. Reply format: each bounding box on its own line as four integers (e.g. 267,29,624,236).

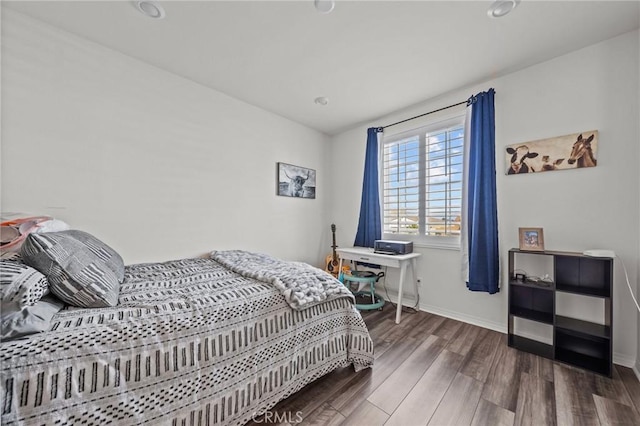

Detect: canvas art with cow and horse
505,130,598,175
277,162,316,198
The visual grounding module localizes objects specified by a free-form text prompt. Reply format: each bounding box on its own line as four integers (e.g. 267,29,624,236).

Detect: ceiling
3,1,639,135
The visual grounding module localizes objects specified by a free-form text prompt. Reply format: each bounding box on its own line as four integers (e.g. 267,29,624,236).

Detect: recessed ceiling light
135,1,165,19
314,97,329,106
487,0,520,18
314,0,335,14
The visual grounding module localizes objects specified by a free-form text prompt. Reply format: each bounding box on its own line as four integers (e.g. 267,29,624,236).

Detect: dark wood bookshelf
511,307,553,324
555,315,611,339
509,279,554,291
555,347,611,376
508,248,613,377
555,284,609,298
508,335,554,359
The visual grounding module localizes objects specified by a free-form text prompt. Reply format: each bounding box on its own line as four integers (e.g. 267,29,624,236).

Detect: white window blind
425,125,463,237
381,116,465,247
383,136,420,235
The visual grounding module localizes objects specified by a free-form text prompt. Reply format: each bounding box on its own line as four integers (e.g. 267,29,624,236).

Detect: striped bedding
1,257,374,425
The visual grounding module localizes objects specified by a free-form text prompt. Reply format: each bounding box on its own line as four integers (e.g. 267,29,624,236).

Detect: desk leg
338,258,344,281
396,262,408,324
410,258,419,300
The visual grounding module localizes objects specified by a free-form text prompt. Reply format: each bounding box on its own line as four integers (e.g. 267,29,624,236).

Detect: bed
1,250,374,425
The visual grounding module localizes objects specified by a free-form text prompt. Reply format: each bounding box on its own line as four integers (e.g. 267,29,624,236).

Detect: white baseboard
381,291,638,369
613,352,637,368
418,302,506,334
381,290,504,333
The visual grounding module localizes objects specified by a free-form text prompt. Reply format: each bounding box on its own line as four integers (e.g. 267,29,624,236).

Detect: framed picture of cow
277,162,316,199
505,130,598,175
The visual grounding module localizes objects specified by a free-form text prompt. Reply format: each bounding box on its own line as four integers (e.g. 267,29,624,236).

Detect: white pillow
1,296,63,341
32,219,70,234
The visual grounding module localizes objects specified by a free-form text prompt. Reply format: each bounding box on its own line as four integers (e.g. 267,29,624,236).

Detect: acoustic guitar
325,224,340,277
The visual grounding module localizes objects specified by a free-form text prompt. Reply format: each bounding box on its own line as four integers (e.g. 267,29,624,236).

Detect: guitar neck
331,225,338,261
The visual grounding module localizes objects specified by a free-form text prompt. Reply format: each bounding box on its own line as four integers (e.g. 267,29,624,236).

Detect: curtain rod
381,100,468,130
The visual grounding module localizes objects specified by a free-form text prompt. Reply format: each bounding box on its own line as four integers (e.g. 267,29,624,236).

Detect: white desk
336,247,421,324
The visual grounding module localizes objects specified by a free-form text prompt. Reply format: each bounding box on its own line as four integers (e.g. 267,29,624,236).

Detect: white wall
637,24,640,377
330,30,640,367
1,10,330,266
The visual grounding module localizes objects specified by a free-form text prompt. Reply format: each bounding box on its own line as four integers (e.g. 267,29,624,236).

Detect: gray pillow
21,230,124,308
0,260,49,308
1,295,64,341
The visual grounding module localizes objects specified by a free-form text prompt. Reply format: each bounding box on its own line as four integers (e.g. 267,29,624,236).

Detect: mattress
1,257,374,425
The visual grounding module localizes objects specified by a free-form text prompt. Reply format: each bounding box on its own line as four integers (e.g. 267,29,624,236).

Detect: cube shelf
508,335,554,359
509,284,553,324
508,248,613,377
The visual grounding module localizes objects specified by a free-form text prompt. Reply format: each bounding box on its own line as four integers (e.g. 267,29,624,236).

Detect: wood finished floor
248,307,640,426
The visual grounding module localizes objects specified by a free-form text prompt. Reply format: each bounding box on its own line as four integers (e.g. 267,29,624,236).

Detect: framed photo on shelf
519,227,545,251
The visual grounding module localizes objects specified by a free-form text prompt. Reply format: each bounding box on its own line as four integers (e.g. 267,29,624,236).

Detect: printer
374,240,413,255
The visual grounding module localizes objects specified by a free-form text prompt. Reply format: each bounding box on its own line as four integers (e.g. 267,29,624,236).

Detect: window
381,116,465,248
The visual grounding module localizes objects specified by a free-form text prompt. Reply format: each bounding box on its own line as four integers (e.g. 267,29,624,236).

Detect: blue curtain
466,89,499,293
354,127,383,247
